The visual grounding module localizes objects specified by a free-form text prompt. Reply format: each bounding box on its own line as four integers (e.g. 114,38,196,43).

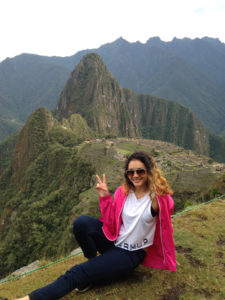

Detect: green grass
1,199,224,300
116,148,132,155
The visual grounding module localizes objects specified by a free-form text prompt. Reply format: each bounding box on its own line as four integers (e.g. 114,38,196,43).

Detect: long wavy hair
123,151,173,196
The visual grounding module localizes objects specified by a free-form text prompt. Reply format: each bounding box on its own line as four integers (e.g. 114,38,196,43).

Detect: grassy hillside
1,198,224,300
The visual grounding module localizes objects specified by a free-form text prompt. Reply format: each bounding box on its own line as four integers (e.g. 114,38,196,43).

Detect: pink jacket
99,186,176,272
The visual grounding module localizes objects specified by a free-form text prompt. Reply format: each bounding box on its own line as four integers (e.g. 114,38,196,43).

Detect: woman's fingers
96,174,107,185
103,173,106,184
96,174,102,184
95,174,109,197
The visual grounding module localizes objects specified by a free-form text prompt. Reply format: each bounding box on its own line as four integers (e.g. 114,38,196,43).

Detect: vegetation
1,199,224,299
0,132,18,175
209,133,225,163
0,108,95,277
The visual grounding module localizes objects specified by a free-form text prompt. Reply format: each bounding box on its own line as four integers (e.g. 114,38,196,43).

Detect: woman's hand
96,174,109,197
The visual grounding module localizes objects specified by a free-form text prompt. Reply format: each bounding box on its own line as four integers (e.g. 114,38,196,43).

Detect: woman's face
127,159,148,190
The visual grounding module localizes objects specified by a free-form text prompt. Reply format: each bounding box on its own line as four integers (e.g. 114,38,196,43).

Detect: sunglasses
126,168,146,177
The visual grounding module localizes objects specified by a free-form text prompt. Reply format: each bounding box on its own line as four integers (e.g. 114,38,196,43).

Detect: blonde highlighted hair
123,151,173,196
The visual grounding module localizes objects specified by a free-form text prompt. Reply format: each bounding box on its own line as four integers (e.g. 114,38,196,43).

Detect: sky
0,0,225,63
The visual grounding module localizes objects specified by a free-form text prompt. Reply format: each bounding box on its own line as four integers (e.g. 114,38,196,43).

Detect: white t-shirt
114,191,157,251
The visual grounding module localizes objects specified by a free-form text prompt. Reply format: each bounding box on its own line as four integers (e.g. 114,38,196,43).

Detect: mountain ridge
0,36,225,141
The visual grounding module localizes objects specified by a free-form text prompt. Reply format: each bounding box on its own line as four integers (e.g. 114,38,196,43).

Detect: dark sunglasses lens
136,169,146,176
126,170,134,177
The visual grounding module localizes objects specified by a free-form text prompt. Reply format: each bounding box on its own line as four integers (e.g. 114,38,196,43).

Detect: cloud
0,0,225,62
195,7,207,15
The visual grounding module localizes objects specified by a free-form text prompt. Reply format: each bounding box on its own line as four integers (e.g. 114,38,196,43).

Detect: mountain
54,53,225,162
0,53,225,277
0,107,94,277
53,36,225,135
0,54,70,140
0,37,225,142
54,53,141,138
219,129,225,139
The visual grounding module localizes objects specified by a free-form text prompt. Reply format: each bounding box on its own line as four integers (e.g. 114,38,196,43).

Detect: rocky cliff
54,53,210,156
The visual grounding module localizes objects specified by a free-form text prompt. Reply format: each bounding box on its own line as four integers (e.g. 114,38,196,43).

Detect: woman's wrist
99,192,110,198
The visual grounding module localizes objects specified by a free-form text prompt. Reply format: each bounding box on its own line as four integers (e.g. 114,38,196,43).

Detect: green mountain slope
0,54,70,138
0,132,18,175
0,107,94,277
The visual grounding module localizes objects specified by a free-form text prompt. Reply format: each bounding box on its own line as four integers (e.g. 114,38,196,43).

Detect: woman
16,151,176,300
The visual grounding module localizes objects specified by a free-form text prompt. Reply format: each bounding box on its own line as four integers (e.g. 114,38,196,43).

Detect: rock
70,247,82,256
11,260,39,276
2,260,39,281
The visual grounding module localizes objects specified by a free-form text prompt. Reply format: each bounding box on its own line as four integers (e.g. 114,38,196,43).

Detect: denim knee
73,215,89,235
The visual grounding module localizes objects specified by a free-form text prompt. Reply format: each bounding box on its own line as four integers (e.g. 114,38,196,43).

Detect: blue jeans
29,216,146,300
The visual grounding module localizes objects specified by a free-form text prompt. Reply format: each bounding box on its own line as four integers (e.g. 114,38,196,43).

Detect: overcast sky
0,0,225,63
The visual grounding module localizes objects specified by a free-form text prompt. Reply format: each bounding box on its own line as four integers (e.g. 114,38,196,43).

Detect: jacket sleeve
99,193,115,223
167,194,174,216
99,189,119,235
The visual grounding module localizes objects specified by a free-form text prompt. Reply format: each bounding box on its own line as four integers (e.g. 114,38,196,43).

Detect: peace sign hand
96,174,109,197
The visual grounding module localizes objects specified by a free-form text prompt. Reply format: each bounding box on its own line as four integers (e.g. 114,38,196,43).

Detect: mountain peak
114,37,128,44
54,53,109,120
146,36,163,46
54,53,140,137
80,52,103,64
77,52,107,75
12,108,56,184
202,36,223,45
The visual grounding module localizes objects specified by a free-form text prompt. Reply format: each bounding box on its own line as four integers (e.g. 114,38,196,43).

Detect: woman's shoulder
157,193,174,214
157,193,173,199
114,185,127,198
115,185,124,195
157,193,174,206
